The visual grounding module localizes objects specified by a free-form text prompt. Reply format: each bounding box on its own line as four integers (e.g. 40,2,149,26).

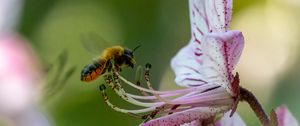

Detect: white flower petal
189,0,233,41
215,111,246,126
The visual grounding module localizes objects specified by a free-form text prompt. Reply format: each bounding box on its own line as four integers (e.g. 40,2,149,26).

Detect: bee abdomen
80,60,107,82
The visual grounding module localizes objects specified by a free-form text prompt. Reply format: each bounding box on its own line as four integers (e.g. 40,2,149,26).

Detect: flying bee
80,45,141,82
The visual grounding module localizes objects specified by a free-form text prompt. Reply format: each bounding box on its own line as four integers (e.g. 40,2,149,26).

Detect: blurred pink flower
0,33,50,126
275,105,299,126
0,33,40,115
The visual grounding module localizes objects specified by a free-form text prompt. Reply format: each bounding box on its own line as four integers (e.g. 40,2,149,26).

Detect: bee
80,45,140,82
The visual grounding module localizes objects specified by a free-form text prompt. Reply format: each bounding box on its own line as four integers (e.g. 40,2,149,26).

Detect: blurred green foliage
270,49,300,120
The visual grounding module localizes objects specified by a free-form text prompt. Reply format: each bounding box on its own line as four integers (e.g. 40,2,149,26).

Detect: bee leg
109,60,117,71
113,64,121,72
130,63,134,69
106,61,112,72
128,60,134,69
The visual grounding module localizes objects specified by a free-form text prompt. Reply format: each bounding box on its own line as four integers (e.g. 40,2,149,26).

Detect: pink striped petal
201,30,244,95
183,111,245,126
189,0,232,46
172,0,244,97
171,31,244,96
140,108,245,126
140,106,229,126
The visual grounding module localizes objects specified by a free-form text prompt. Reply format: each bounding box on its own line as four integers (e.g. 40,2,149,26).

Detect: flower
96,0,246,125
0,33,50,126
171,0,244,101
0,33,39,116
136,0,245,125
170,0,244,117
96,0,299,125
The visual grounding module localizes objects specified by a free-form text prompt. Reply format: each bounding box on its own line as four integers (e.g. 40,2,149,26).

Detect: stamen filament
135,65,150,96
116,71,218,95
163,92,232,105
99,84,158,114
104,74,163,107
144,63,173,104
127,92,184,100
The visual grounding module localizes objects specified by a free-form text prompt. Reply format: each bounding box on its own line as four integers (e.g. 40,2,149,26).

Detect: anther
99,84,106,91
145,63,152,69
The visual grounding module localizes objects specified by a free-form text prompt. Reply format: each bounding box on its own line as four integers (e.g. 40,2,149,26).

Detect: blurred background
0,0,299,125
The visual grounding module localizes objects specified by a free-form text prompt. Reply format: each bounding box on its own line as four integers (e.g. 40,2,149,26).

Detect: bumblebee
81,45,140,82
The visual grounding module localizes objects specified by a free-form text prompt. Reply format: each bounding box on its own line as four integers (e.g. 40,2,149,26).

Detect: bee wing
81,32,118,54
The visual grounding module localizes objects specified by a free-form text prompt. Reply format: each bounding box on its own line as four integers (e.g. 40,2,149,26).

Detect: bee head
124,49,134,58
123,44,141,59
123,44,140,68
123,49,135,68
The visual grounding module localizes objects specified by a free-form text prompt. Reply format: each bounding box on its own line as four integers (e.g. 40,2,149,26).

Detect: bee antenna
132,44,141,52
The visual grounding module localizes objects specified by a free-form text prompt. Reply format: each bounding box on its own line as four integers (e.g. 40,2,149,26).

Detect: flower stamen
144,63,173,104
99,84,157,115
104,74,162,107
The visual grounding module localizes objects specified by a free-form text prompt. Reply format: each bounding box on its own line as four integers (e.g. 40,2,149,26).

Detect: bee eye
123,54,132,59
124,49,133,57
